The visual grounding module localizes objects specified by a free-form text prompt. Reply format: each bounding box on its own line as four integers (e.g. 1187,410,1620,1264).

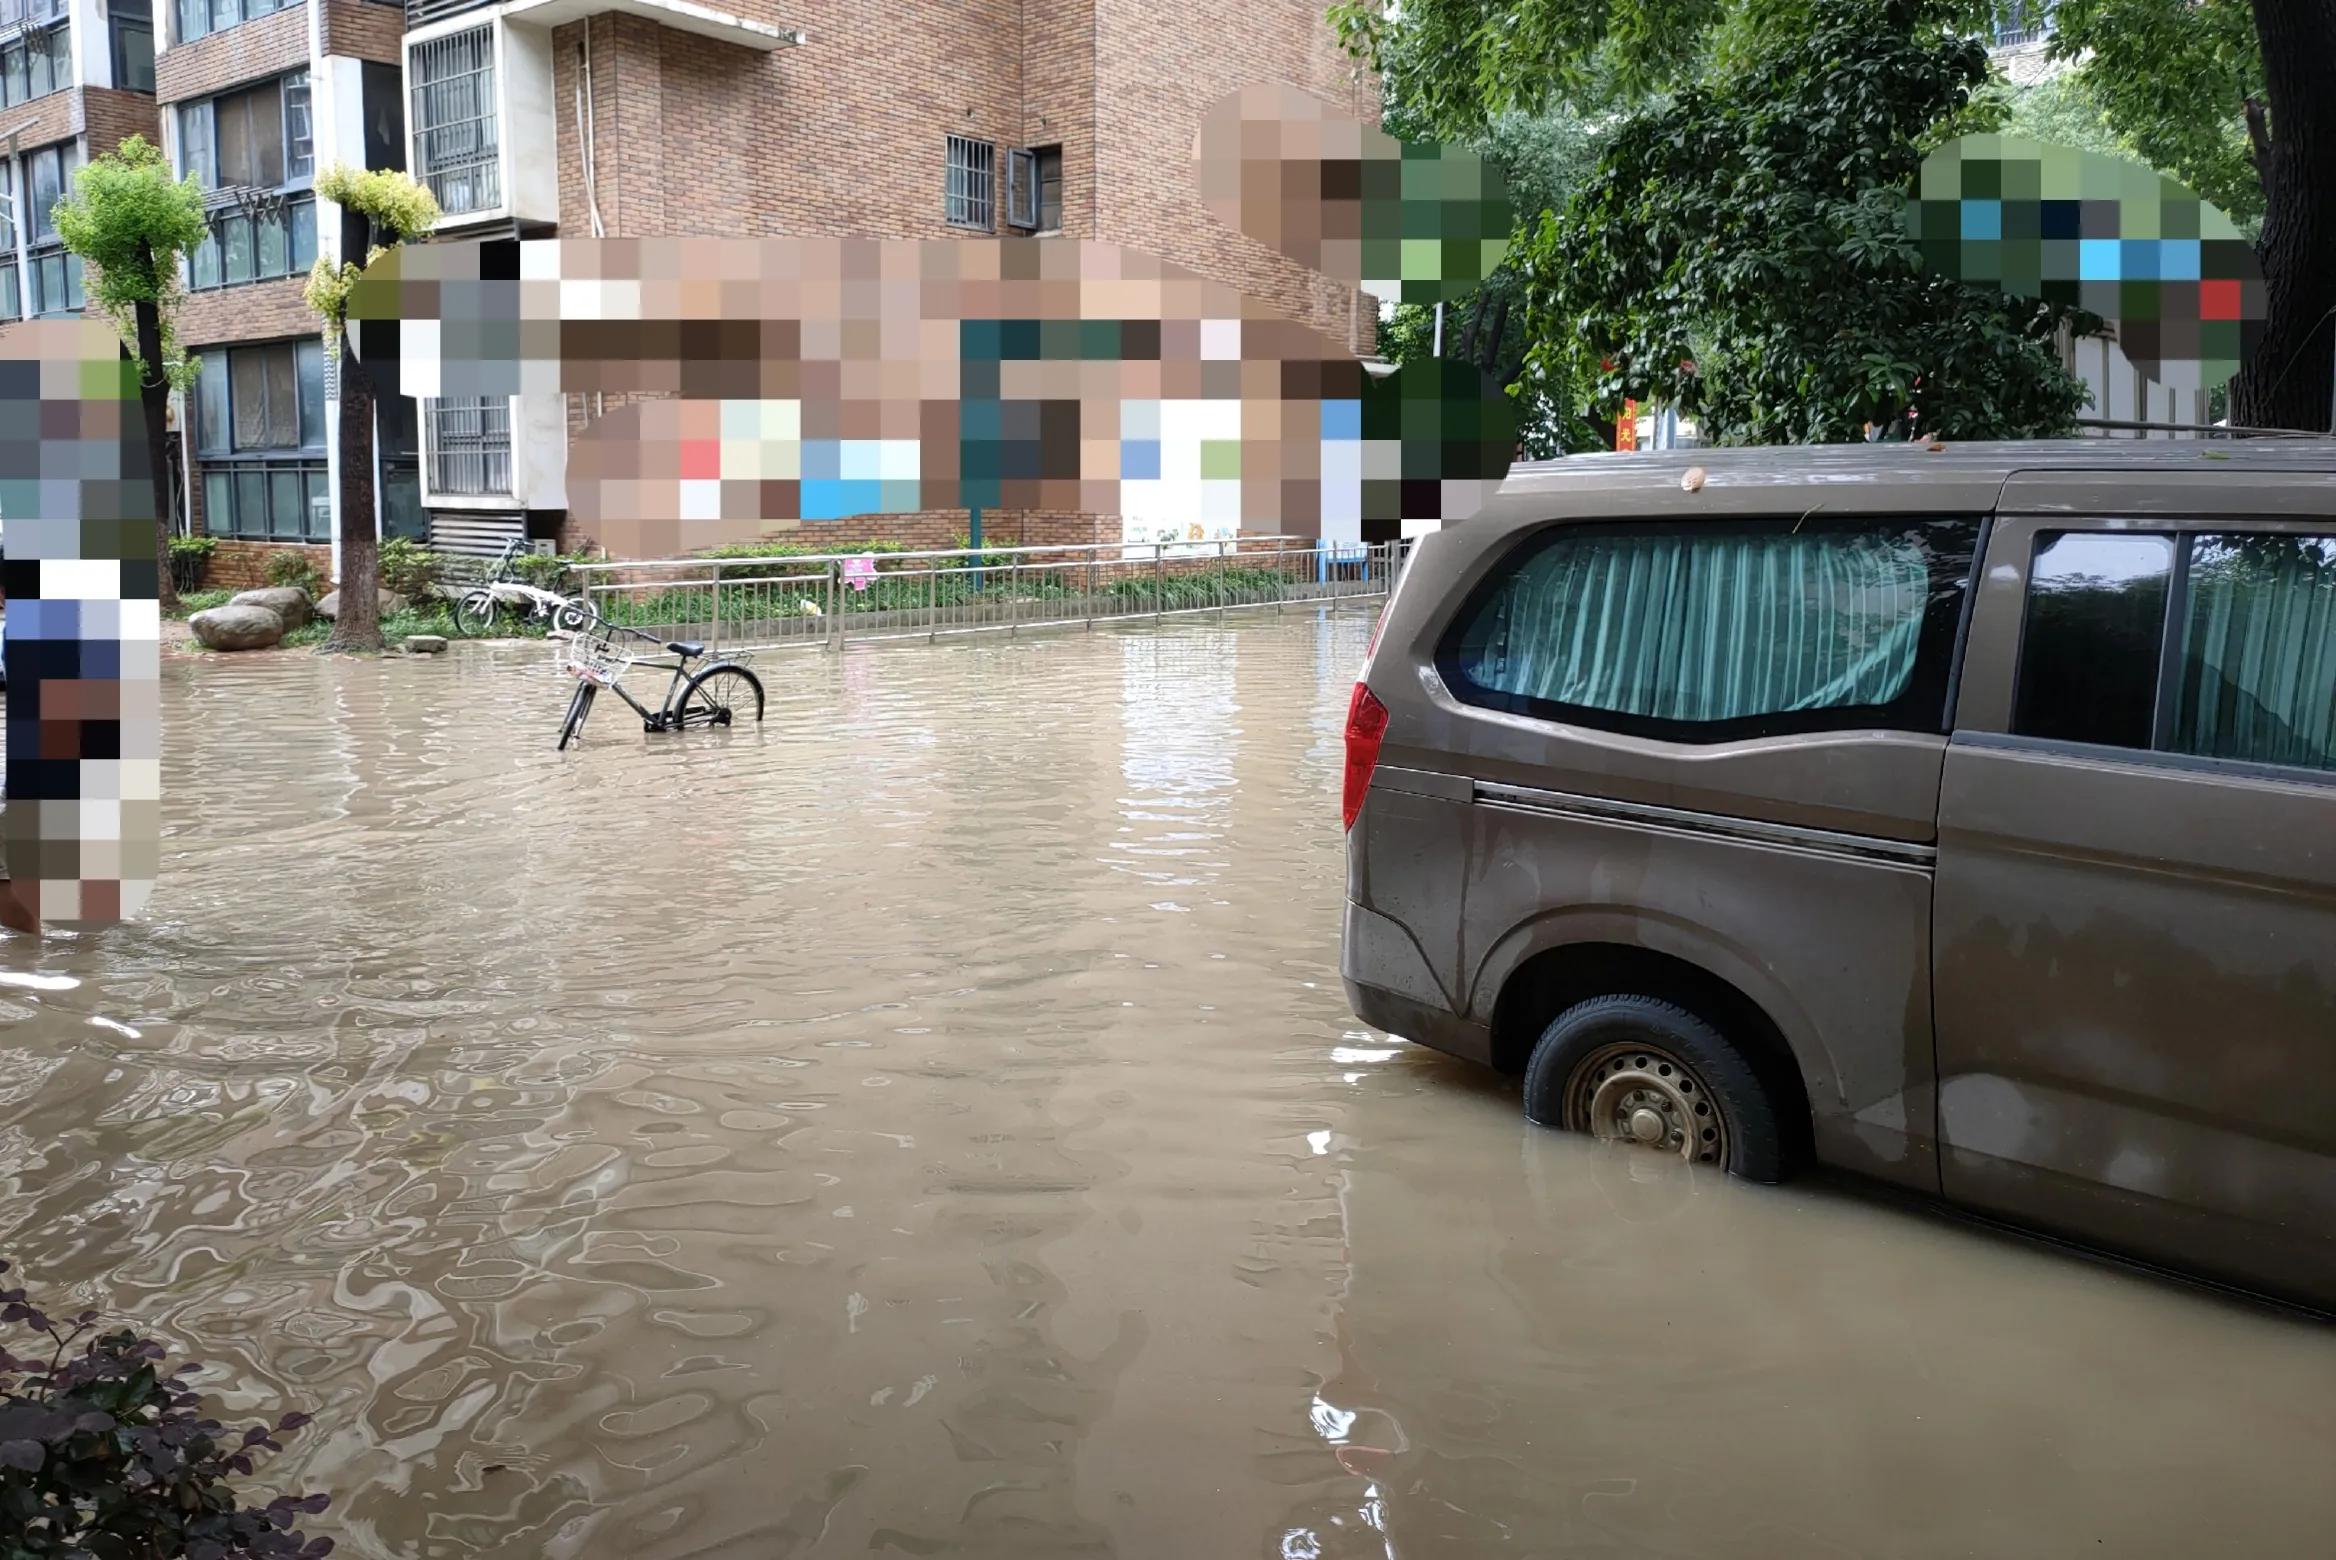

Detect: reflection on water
1,615,2329,1559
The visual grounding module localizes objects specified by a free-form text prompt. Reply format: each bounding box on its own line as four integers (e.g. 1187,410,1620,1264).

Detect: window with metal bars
427,396,513,496
1006,145,1063,232
412,26,500,216
945,134,995,231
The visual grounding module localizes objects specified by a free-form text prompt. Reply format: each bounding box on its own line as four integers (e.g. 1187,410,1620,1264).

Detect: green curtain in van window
1470,531,1932,721
2171,535,2336,772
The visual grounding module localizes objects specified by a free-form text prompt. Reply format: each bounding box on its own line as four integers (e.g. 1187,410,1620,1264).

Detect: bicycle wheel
551,596,593,634
452,590,506,638
673,663,765,729
557,681,596,750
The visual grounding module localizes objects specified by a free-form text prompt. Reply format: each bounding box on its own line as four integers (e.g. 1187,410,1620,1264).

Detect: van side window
2012,532,2174,750
2012,529,2336,775
1437,518,1981,743
2170,534,2336,772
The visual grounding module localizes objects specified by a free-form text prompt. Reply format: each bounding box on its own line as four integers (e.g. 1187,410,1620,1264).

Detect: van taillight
1342,683,1390,831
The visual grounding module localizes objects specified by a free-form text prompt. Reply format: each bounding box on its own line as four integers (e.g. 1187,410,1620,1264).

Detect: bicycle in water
449,539,591,638
554,612,767,750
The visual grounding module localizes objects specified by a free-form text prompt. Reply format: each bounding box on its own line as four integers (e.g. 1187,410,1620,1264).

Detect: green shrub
167,535,217,562
0,1259,333,1559
171,588,233,618
511,549,593,591
262,550,323,596
377,537,444,603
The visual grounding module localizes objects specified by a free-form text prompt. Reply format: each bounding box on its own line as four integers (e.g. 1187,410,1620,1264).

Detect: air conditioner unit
531,538,555,557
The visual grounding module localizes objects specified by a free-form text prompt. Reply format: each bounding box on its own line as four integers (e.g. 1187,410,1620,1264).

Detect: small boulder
403,634,448,655
189,604,286,651
230,586,313,631
315,587,408,621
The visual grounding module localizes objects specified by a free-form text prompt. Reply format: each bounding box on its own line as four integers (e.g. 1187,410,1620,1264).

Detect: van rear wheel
1522,995,1787,1183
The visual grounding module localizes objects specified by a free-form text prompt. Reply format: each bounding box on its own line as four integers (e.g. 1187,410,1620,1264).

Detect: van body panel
1346,786,1473,1009
1933,500,2336,1309
1459,794,1941,1190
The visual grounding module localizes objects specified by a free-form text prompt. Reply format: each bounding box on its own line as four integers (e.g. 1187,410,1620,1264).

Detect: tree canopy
1510,0,2092,443
51,135,208,391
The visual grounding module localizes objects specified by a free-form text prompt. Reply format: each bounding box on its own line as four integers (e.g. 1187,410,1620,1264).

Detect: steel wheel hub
1564,1042,1727,1167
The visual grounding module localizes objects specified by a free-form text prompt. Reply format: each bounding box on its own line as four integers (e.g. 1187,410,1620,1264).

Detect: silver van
1341,440,2336,1309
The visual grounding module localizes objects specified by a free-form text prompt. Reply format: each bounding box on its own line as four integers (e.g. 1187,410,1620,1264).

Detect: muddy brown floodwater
1,611,2330,1559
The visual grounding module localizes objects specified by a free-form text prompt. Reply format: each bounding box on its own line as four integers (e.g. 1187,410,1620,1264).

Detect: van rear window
1438,517,1982,743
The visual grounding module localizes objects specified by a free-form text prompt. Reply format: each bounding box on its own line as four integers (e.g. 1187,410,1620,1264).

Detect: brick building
0,0,158,333
153,0,409,590
400,0,1379,562
44,0,1373,589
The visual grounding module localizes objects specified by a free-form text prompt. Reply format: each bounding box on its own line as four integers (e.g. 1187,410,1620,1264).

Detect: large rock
315,587,408,621
229,586,313,631
189,604,286,651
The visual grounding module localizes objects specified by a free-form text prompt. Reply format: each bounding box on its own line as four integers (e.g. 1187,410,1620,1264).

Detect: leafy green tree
1375,110,1615,454
1513,0,2093,444
2049,0,2332,430
1341,0,2332,432
306,166,440,653
52,135,209,614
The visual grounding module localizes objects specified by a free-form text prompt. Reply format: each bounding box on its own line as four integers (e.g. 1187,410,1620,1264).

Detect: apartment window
1992,2,2055,47
113,12,155,94
945,134,995,231
1439,518,1983,743
175,0,294,49
195,340,331,541
2015,529,2336,773
1007,145,1062,232
426,396,512,496
25,141,84,316
0,0,71,110
0,161,16,322
411,27,500,216
180,72,317,290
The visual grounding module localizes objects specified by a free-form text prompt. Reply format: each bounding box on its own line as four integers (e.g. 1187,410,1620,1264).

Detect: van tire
1522,994,1788,1183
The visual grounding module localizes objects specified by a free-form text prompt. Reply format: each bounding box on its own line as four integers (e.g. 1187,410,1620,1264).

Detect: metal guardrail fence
566,536,1402,655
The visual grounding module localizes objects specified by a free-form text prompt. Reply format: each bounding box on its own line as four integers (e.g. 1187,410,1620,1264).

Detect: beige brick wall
155,6,311,106
78,87,163,157
539,0,1380,560
195,539,337,592
1094,0,1380,355
180,276,317,353
0,87,76,154
320,0,406,65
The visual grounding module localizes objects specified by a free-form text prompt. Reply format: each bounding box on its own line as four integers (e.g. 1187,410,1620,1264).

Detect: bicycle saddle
666,640,706,659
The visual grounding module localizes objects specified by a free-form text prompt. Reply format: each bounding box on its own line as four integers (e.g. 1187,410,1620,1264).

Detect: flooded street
1,610,2329,1559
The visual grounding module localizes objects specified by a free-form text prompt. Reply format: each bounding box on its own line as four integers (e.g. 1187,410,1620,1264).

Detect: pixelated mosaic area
355,236,1515,556
0,319,164,933
1193,81,1512,307
1908,135,2266,393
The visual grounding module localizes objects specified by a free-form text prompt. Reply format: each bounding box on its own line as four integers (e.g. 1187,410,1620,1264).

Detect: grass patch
170,589,233,618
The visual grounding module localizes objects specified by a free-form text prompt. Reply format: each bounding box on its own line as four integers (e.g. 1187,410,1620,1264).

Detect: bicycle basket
557,633,627,687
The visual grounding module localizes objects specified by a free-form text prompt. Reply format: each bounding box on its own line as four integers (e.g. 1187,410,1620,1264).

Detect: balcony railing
427,397,513,497
405,0,493,26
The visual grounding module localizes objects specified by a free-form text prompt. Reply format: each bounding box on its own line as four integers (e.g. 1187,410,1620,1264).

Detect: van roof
1483,437,2336,524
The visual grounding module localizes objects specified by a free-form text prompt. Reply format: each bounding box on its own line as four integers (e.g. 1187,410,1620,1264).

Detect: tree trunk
325,334,386,652
132,286,178,615
2230,0,2336,432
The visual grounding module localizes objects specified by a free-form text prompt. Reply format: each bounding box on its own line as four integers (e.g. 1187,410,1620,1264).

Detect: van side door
1934,475,2336,1308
